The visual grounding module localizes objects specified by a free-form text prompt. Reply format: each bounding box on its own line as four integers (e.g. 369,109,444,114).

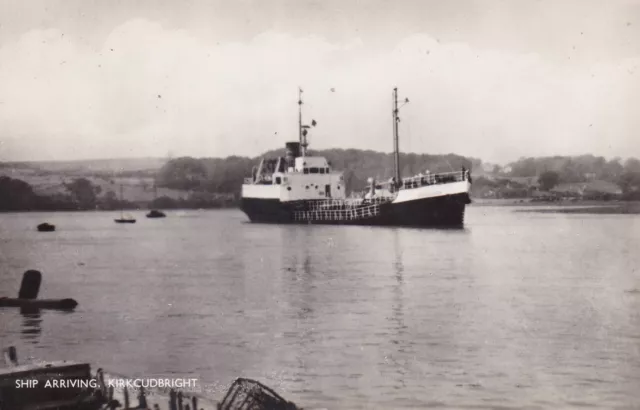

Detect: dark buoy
146,209,166,218
19,270,42,299
37,223,55,232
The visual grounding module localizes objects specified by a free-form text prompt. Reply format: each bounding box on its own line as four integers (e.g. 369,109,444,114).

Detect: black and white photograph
0,0,639,409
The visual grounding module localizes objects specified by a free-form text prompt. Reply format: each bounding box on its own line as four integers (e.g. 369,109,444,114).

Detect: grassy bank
513,202,640,214
472,198,634,207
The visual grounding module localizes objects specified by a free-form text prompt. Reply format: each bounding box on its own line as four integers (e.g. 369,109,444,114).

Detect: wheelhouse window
303,168,309,174
275,177,282,184
319,168,325,174
310,167,319,174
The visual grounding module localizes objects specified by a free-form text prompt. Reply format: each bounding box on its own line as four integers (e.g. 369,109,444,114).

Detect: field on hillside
0,158,190,202
7,157,168,173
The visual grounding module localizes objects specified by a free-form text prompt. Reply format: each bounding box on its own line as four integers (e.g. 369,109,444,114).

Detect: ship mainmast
298,88,306,157
393,88,400,184
392,88,409,185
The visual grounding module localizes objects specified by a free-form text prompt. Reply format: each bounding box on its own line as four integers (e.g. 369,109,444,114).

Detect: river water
0,207,639,409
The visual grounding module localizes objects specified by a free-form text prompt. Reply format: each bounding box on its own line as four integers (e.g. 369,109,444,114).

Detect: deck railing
293,203,381,222
306,196,392,211
399,170,469,190
245,170,471,191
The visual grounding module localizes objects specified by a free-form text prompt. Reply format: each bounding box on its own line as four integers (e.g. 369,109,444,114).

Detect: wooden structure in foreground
102,372,301,410
1,346,302,410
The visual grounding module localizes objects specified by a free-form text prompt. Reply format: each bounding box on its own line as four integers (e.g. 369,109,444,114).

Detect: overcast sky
0,0,639,164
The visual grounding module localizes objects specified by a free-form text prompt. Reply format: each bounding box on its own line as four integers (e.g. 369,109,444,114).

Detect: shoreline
3,199,640,215
474,198,640,214
472,198,623,206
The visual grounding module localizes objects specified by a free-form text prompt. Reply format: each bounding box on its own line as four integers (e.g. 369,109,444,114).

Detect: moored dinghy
36,223,55,232
114,184,136,223
146,209,166,218
114,215,136,224
146,179,166,218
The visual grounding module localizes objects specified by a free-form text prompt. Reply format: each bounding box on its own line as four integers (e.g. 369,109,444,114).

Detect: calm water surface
1,207,639,409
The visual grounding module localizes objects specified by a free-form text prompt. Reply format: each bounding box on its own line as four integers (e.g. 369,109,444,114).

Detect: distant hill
2,150,640,211
1,157,167,174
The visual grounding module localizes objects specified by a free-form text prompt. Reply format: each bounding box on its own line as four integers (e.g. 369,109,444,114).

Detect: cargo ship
241,88,472,227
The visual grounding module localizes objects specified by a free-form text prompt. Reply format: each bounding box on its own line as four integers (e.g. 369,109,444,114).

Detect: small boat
114,184,136,223
147,180,166,218
36,223,55,232
146,209,166,218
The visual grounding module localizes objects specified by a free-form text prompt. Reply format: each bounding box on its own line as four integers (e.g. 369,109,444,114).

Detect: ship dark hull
241,193,470,227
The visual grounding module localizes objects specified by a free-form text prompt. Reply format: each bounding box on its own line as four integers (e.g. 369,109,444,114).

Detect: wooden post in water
169,389,177,410
107,386,117,410
3,346,18,366
191,396,197,410
138,386,148,408
177,391,184,410
123,386,129,408
97,369,106,396
18,270,42,299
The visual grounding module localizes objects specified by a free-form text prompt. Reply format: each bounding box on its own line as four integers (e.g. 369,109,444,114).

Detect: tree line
155,150,640,198
502,155,640,198
0,176,235,212
0,176,132,211
155,149,478,195
2,150,640,211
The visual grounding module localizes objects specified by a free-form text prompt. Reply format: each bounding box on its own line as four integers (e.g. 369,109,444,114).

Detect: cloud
0,18,638,163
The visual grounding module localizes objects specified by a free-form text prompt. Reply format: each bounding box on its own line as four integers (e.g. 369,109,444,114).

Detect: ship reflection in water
385,230,408,392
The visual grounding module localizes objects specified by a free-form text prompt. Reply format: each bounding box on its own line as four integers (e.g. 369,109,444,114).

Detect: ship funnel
285,142,301,167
